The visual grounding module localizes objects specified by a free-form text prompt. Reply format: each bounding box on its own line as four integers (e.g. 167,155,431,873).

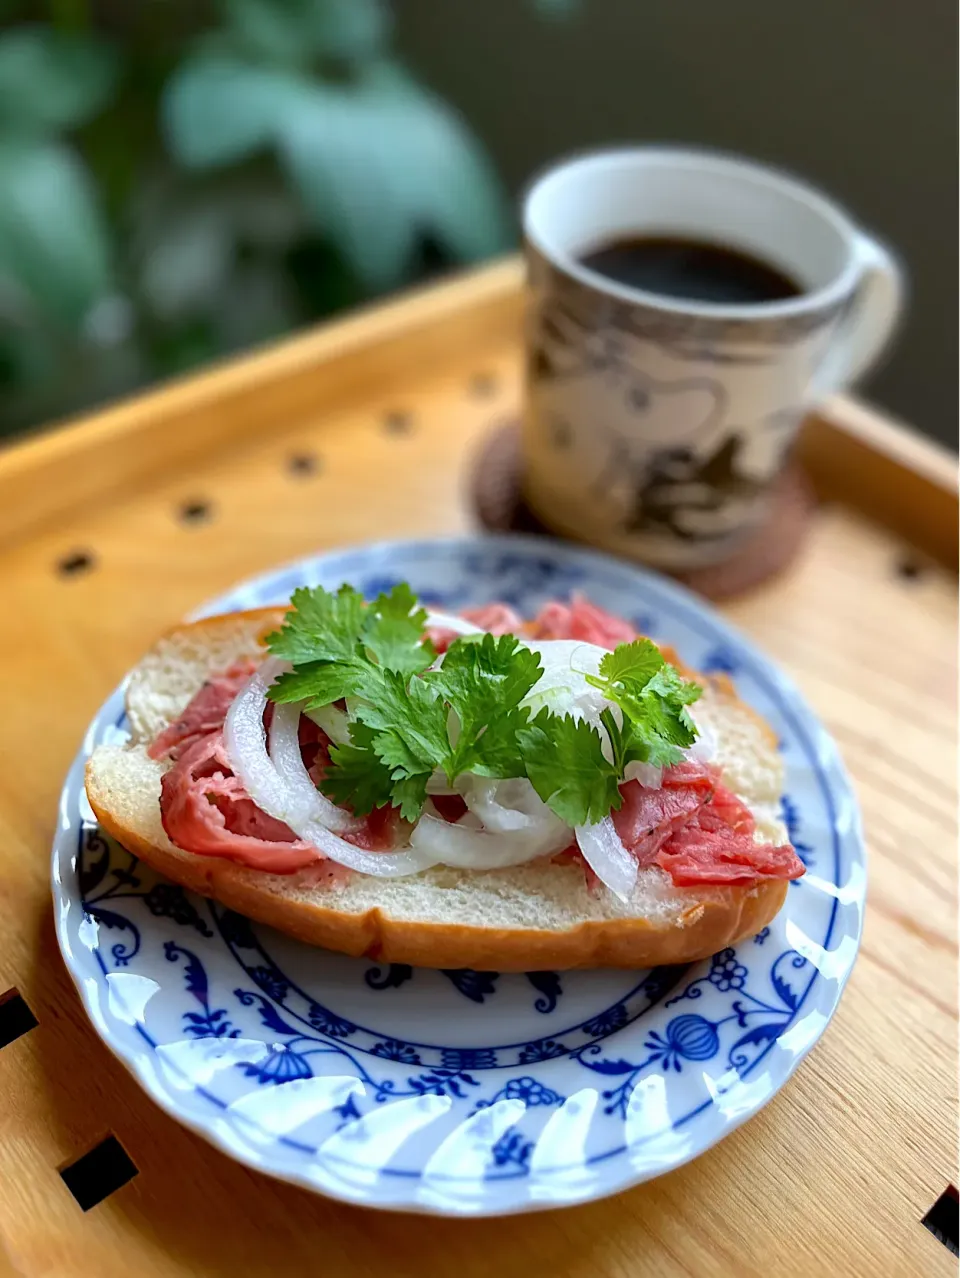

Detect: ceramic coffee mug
521,147,903,569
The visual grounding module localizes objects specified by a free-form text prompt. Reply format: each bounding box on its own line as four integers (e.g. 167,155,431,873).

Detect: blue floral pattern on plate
53,534,865,1215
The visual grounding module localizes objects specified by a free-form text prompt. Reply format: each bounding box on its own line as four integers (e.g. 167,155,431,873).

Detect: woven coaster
471,422,814,601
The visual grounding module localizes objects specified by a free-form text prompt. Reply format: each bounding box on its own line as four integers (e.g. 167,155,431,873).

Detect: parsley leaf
517,710,623,827
265,583,433,710
269,659,379,709
426,634,543,780
362,583,435,677
266,584,366,666
390,774,432,824
592,638,665,688
586,638,701,768
321,722,396,816
266,585,702,828
355,671,449,770
350,674,448,822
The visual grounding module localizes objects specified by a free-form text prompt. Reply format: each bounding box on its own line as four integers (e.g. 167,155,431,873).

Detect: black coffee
580,235,802,305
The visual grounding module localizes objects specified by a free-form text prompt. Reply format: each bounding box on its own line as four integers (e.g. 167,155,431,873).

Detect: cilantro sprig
266,582,434,708
518,711,623,827
264,584,701,826
585,638,701,768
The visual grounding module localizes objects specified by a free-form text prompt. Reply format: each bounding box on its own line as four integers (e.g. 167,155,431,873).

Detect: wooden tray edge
798,394,957,567
0,259,525,548
0,256,954,567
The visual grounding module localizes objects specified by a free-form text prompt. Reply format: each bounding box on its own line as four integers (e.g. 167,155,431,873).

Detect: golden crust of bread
84,789,786,969
85,606,789,971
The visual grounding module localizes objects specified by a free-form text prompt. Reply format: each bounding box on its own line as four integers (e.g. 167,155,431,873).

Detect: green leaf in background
139,203,233,322
0,140,112,327
131,173,301,322
220,0,389,68
531,0,580,17
162,54,305,169
0,0,563,436
277,80,419,290
164,41,510,292
359,62,511,265
0,26,118,136
278,61,510,290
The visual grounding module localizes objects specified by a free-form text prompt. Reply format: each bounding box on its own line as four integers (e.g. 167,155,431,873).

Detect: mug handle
816,234,904,393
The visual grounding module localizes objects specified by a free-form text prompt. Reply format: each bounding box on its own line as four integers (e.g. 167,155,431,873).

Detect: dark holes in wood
922,1185,959,1256
60,1134,138,1211
178,499,213,525
469,371,499,399
896,555,926,581
383,409,413,436
56,550,96,577
0,987,38,1048
288,452,321,476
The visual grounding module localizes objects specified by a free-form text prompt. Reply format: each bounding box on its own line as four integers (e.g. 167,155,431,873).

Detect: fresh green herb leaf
321,722,396,816
586,638,701,767
431,633,543,712
354,670,449,769
426,634,542,780
265,583,433,710
266,583,366,666
389,773,432,824
346,672,448,820
362,582,435,677
517,709,623,827
591,637,665,689
268,659,378,709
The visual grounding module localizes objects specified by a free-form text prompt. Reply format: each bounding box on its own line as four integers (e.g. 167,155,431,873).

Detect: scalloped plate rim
52,533,866,1216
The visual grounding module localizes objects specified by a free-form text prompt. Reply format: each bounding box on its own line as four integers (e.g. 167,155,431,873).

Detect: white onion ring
457,775,564,836
411,808,570,869
575,818,638,902
685,706,717,763
423,610,485,636
304,703,351,746
426,769,458,796
224,668,435,878
520,639,610,730
623,761,663,789
268,701,362,835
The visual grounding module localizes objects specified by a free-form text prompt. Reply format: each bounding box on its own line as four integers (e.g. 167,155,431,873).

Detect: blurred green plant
0,22,128,429
0,0,571,436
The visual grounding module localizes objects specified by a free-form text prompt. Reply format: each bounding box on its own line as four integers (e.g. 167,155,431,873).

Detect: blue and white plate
53,535,865,1215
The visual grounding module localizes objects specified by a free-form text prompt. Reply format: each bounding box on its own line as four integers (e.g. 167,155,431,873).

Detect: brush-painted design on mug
520,148,903,569
524,279,825,552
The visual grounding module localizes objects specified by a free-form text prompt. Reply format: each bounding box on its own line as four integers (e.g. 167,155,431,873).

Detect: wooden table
0,260,955,1277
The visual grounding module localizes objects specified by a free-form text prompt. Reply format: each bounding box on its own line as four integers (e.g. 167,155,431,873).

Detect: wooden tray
0,259,955,1278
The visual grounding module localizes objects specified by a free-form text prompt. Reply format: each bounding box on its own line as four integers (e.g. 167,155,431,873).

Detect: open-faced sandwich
85,587,804,970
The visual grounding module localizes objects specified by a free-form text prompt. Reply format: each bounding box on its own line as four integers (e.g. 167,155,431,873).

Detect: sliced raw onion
411,805,570,869
268,701,362,835
224,667,435,878
426,769,458,796
304,702,351,746
223,667,284,812
623,761,663,789
685,706,717,763
575,817,638,902
521,639,610,728
458,775,564,836
424,611,485,636
285,812,435,879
